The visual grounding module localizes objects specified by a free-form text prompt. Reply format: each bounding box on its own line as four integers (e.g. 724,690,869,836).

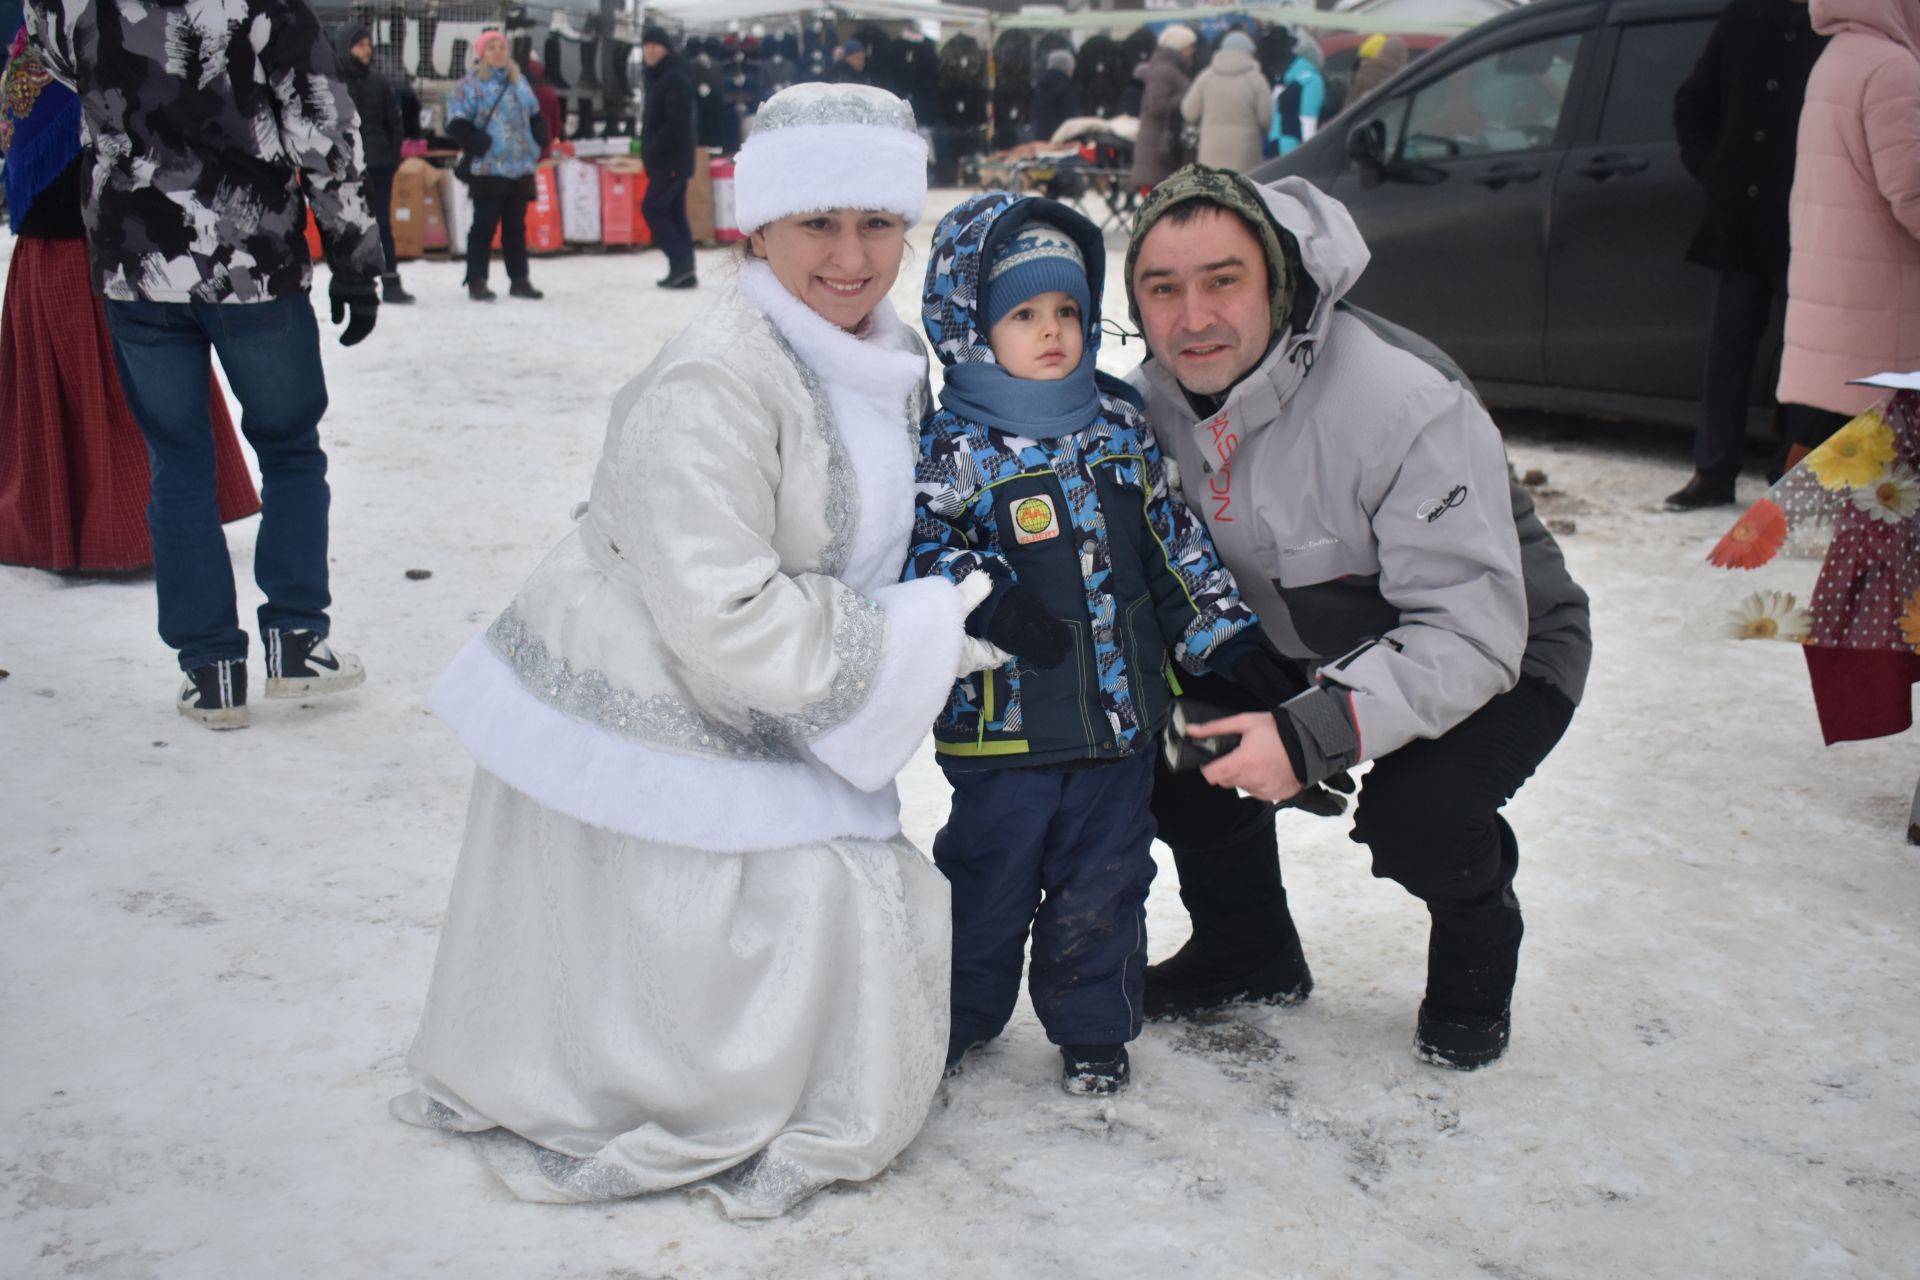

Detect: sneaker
468,281,496,302
178,658,248,729
263,629,366,698
1142,935,1313,1021
1060,1044,1130,1096
1662,472,1736,511
381,273,416,305
508,280,544,300
1414,1001,1510,1071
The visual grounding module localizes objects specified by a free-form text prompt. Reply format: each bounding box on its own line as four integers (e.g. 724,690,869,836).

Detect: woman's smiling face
750,209,907,332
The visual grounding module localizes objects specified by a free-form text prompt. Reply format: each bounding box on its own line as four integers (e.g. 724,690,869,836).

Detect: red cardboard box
528,164,564,255
600,160,641,246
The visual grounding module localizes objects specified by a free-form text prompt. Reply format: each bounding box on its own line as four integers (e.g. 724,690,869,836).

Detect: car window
1596,19,1715,144
1394,32,1585,161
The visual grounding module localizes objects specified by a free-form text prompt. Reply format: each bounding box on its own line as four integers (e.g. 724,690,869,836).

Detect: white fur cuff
809,577,965,791
734,123,929,233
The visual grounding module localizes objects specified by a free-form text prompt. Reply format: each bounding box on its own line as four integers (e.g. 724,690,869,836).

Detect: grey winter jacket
1130,177,1590,784
1130,48,1192,191
1181,48,1272,173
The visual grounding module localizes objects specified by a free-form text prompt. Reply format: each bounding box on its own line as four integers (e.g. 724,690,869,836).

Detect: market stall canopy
994,4,1480,35
648,0,993,28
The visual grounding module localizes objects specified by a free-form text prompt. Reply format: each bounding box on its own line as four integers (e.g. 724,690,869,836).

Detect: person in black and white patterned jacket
26,0,379,729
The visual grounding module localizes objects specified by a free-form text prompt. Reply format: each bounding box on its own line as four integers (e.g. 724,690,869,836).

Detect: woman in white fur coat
391,84,1000,1218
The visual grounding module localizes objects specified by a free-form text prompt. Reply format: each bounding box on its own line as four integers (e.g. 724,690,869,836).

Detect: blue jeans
104,295,332,671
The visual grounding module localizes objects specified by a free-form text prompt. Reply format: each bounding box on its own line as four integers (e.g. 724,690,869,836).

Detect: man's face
351,37,373,65
1131,207,1273,397
643,42,666,67
846,51,866,71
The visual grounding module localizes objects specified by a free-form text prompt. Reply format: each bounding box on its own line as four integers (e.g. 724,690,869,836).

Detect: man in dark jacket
1664,0,1825,509
1030,48,1078,144
336,23,412,304
829,38,874,87
641,24,697,289
27,0,379,728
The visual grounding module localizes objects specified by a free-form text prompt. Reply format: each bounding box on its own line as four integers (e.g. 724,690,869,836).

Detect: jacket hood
333,23,371,70
1207,48,1262,78
924,192,1143,434
1812,0,1920,53
1127,169,1371,410
924,192,1112,371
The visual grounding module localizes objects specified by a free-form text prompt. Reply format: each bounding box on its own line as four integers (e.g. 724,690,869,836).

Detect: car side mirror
1347,118,1388,176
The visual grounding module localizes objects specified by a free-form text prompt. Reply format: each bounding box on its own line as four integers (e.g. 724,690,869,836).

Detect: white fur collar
738,258,925,402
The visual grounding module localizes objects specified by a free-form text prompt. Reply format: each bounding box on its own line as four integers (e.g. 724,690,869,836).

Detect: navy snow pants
933,749,1159,1048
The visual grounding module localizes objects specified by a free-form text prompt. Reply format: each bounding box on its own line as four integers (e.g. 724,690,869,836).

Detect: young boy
907,194,1299,1095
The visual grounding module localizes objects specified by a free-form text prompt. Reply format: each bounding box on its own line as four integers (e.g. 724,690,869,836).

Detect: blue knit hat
983,222,1092,334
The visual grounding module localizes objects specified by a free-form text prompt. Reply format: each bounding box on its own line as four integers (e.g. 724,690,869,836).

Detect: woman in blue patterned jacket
446,30,544,301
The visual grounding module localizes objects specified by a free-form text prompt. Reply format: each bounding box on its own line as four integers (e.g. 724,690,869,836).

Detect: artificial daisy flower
1848,462,1920,525
1724,590,1813,642
1708,498,1788,570
1900,589,1920,653
1805,410,1897,491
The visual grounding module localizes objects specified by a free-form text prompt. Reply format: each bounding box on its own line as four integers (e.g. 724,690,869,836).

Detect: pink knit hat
474,29,507,58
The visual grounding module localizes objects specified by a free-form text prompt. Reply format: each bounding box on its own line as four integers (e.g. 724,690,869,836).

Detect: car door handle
1576,152,1650,181
1473,162,1542,190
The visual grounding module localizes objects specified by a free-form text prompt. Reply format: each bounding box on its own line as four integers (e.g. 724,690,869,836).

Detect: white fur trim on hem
734,123,928,233
430,636,903,852
809,577,966,792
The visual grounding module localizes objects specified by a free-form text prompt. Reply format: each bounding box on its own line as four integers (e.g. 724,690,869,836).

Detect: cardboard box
558,158,602,244
600,159,642,246
528,164,565,255
686,148,715,246
390,157,431,260
420,165,450,251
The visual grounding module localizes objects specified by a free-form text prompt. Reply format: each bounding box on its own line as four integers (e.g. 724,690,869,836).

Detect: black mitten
984,587,1071,669
329,274,380,347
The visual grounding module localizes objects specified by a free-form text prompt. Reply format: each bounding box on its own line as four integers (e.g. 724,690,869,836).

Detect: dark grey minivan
1251,0,1752,430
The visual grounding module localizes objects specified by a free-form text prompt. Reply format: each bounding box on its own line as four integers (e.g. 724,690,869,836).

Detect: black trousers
466,188,530,287
1152,672,1575,1017
641,171,693,270
365,165,397,274
1694,269,1782,483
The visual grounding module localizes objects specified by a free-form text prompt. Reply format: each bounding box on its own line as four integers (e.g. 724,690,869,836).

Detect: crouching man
1125,165,1592,1068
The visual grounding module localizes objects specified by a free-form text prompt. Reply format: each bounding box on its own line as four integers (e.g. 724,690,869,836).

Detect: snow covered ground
4,196,1918,1280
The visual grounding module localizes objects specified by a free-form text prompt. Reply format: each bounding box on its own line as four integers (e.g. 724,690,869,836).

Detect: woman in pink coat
1775,0,1920,468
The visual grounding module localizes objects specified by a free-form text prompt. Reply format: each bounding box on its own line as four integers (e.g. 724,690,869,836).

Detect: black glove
983,586,1071,669
329,275,379,347
1229,647,1312,707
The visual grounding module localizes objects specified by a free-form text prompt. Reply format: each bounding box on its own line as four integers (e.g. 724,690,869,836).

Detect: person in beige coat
1776,0,1920,460
1181,31,1273,173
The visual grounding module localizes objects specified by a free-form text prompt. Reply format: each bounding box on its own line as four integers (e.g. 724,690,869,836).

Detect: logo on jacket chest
1013,494,1061,544
1203,413,1239,523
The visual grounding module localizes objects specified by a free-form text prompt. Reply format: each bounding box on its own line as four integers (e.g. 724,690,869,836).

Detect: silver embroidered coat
396,261,967,1217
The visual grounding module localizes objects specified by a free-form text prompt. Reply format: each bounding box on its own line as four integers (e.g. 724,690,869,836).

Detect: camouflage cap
1123,163,1292,338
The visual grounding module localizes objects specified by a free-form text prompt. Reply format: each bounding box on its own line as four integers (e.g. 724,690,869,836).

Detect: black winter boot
1060,1044,1130,1095
1143,825,1312,1020
381,273,415,304
657,259,697,289
1663,471,1736,511
1415,822,1523,1070
508,279,544,300
468,280,496,302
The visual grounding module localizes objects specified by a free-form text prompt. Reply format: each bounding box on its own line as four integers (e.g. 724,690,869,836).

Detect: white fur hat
734,83,928,234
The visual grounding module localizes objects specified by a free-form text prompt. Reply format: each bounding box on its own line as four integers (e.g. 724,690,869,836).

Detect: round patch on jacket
1013,494,1060,544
